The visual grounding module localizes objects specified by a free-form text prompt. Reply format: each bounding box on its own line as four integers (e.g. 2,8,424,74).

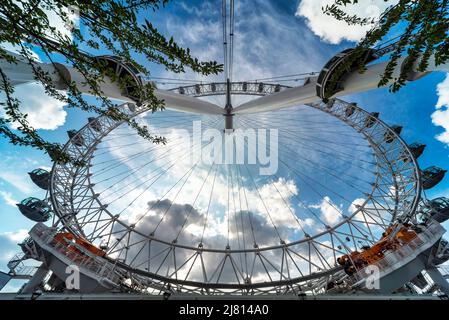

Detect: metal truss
170,82,290,97
46,85,421,295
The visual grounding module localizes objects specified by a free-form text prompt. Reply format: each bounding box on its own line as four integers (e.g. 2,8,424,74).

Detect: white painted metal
153,89,224,115
0,52,69,89
234,55,449,115
233,78,318,114
1,50,224,114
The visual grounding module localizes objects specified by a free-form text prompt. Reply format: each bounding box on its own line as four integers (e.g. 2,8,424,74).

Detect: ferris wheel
15,75,447,295
2,1,449,297
39,83,424,294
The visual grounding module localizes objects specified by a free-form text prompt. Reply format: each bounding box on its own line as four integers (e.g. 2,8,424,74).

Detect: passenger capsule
326,99,336,110
17,197,52,222
364,112,379,129
421,166,447,190
127,103,137,113
28,168,50,190
384,125,402,144
345,103,356,117
67,130,84,147
424,197,449,223
88,117,102,132
409,143,426,160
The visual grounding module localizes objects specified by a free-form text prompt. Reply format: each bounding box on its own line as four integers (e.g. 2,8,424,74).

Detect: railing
7,252,26,270
438,265,449,278
14,265,37,278
346,222,444,287
31,223,122,285
169,82,291,97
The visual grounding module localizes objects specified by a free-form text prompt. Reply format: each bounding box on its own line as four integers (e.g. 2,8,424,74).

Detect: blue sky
1,0,449,290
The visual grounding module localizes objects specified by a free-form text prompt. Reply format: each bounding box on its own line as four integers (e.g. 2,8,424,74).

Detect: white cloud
0,230,28,267
432,73,449,146
160,0,326,98
0,53,67,130
1,33,68,129
309,196,343,225
296,0,397,44
0,250,16,263
7,82,67,130
0,171,34,194
45,4,79,39
1,229,29,243
0,190,18,207
0,2,76,131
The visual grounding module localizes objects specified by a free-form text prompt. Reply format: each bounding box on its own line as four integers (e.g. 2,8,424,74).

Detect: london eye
1,0,449,298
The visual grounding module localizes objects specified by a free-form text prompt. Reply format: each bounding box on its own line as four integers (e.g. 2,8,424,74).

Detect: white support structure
426,267,449,295
233,78,319,114
234,55,449,114
0,51,224,115
4,49,449,116
153,89,224,115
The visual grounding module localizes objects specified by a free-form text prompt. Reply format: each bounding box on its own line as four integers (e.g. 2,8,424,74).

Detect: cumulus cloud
309,196,343,225
109,199,316,284
1,229,28,243
296,0,397,44
0,230,28,264
0,190,18,207
160,0,326,104
2,82,68,130
45,4,80,40
349,197,388,230
0,170,34,194
432,73,449,146
0,1,77,131
1,43,67,131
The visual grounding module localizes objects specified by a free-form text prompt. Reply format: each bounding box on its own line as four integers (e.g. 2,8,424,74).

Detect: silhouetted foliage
324,0,449,94
0,0,222,162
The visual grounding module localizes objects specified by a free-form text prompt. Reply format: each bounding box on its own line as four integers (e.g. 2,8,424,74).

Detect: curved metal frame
48,84,421,294
170,82,290,97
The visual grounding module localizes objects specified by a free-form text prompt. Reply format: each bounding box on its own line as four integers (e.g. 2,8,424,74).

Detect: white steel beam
153,89,224,115
1,51,224,115
234,55,449,114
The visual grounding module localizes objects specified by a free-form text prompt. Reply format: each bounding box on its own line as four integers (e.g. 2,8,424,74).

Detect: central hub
224,78,235,131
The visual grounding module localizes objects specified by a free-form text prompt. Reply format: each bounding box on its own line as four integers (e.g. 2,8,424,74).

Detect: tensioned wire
103,135,219,253
87,118,223,206
237,114,374,149
90,106,376,210
74,109,388,272
94,115,219,152
236,116,377,184
236,117,360,230
235,115,376,167
91,117,372,230
88,120,223,207
96,135,370,260
92,115,221,176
